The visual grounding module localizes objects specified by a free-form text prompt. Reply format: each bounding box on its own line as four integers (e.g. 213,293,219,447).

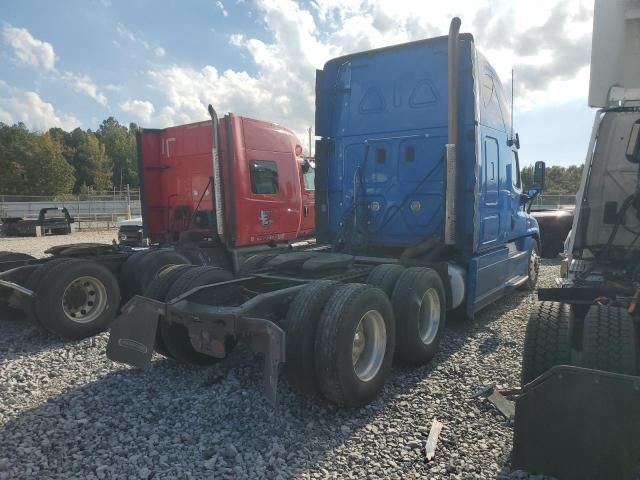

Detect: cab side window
512,151,521,190
303,166,315,191
250,160,278,194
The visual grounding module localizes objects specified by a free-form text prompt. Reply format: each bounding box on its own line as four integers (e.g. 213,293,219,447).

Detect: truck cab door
508,149,527,235
225,115,303,246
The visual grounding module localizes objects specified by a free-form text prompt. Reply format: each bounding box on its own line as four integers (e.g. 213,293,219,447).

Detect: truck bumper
106,294,286,406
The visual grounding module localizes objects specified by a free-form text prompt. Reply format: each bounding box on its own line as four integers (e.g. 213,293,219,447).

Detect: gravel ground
0,235,561,479
0,230,118,258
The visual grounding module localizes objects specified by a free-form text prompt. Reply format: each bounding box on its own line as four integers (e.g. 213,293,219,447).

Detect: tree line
521,164,583,195
0,119,139,196
0,120,584,197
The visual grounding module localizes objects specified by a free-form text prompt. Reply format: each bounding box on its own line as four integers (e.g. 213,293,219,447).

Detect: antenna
511,68,514,142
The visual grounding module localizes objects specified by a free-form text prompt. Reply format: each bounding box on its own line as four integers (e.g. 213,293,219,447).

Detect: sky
0,0,595,166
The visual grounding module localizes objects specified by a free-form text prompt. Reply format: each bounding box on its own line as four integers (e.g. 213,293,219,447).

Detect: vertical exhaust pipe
208,104,226,245
444,17,461,245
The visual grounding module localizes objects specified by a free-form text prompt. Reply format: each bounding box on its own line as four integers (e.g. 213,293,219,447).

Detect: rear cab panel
315,35,477,249
138,117,314,247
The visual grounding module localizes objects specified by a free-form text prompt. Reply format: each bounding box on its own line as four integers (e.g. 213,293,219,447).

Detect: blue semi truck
107,18,545,407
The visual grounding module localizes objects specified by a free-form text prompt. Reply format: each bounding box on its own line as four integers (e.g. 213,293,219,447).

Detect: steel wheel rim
61,276,107,324
352,310,386,382
419,288,441,345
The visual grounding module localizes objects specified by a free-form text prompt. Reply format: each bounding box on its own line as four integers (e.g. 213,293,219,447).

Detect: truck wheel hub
352,310,386,382
62,276,107,324
419,288,441,345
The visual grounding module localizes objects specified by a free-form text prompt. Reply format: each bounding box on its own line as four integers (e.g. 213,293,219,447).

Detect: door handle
304,206,309,217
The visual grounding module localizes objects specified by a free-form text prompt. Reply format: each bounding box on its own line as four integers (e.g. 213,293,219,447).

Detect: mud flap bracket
237,317,285,407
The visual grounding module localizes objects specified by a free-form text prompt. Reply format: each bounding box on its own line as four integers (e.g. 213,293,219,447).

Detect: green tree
65,128,113,191
96,117,139,188
521,164,583,195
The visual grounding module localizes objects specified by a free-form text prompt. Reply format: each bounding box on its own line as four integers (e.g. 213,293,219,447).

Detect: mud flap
237,317,285,407
513,365,640,480
106,296,164,369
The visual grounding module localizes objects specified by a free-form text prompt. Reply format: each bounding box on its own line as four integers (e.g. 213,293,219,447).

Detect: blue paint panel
316,35,477,247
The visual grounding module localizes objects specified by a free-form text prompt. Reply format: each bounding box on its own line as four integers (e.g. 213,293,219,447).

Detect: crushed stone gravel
0,234,562,479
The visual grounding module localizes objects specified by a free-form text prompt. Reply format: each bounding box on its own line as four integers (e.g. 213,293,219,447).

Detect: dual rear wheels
522,301,638,385
144,265,234,364
285,264,447,406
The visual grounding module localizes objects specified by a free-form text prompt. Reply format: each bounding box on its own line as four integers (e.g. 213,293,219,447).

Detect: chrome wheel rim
61,276,107,324
352,310,386,382
418,288,441,345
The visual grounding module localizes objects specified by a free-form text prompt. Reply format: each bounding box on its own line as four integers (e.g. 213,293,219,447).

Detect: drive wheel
582,305,636,375
238,254,277,275
284,280,341,395
143,264,195,358
24,257,79,324
366,264,405,297
391,267,446,365
314,283,395,406
135,250,191,296
519,239,540,291
521,301,573,385
160,266,234,364
34,259,120,339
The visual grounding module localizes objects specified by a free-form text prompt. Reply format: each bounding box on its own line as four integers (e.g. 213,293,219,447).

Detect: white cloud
116,22,166,58
216,1,229,17
61,72,108,106
143,0,593,140
2,24,56,71
119,99,156,123
0,90,80,131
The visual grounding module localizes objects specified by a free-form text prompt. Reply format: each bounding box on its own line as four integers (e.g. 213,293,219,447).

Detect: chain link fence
532,194,576,210
0,189,142,230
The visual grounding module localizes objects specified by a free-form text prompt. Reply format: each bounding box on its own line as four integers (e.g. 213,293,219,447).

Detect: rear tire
238,254,277,275
160,266,234,364
582,305,636,375
24,258,79,324
314,283,395,407
143,264,195,358
366,264,405,297
391,267,446,365
521,302,573,385
136,250,191,295
34,259,121,339
284,280,341,395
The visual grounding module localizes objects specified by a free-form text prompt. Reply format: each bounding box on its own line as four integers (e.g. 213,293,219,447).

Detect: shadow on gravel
0,311,71,362
0,265,555,479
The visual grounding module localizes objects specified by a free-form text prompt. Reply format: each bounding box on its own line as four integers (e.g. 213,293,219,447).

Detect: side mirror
508,132,521,149
533,161,545,191
626,121,640,163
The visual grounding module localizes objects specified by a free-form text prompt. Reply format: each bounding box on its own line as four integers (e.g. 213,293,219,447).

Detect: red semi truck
0,107,315,339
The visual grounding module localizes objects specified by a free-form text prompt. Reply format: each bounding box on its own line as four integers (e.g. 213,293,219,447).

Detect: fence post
126,184,131,220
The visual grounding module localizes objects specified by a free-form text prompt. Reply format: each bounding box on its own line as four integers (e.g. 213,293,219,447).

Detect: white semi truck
512,2,640,479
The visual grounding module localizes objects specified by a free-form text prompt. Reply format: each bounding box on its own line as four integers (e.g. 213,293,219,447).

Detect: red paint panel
139,115,314,247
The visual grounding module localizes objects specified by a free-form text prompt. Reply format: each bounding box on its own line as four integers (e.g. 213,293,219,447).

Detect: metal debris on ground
424,419,443,461
472,383,516,420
